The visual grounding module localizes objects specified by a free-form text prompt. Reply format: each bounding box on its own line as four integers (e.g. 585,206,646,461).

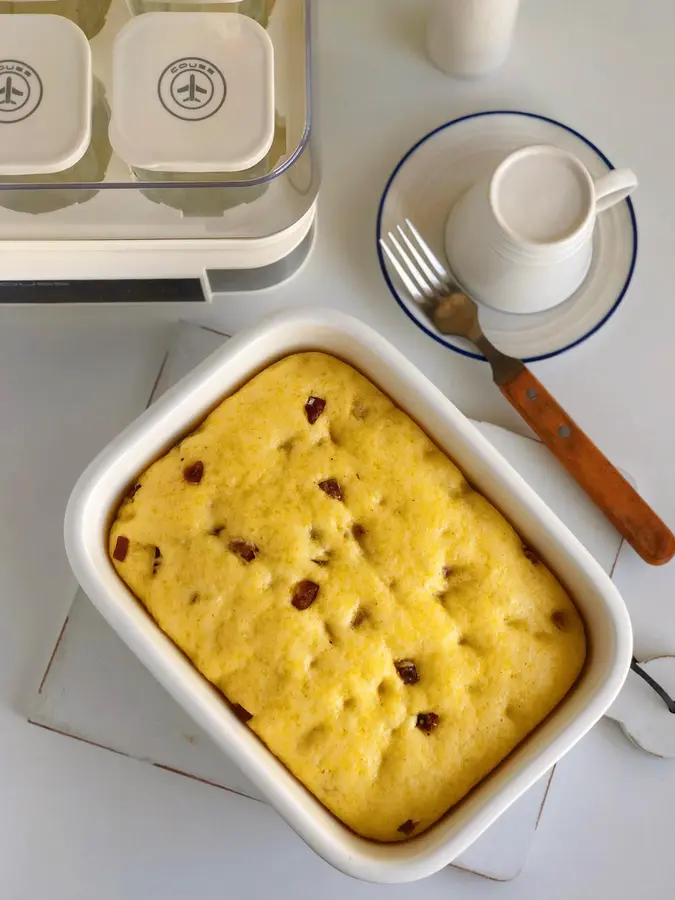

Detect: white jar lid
0,16,92,176
109,13,275,173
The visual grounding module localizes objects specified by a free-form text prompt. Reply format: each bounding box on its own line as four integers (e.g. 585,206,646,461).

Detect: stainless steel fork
380,218,675,566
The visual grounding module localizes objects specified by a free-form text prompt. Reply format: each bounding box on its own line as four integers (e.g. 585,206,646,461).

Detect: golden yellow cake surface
110,352,586,842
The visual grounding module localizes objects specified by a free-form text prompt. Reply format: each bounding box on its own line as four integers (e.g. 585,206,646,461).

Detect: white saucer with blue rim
377,111,638,362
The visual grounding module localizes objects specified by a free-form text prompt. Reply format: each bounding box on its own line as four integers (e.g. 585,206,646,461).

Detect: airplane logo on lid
158,57,226,122
0,75,24,107
0,61,43,124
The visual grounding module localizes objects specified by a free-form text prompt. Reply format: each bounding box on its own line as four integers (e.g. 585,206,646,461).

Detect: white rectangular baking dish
64,307,632,883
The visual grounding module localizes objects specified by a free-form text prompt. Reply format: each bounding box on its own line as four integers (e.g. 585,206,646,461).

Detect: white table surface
2,1,675,897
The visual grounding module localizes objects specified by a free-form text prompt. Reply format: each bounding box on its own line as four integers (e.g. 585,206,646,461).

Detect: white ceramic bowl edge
64,307,632,883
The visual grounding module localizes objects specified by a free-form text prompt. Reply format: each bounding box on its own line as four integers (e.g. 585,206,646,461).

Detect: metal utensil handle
499,367,675,566
630,657,675,713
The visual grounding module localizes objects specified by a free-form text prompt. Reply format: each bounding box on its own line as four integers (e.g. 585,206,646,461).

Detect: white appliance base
0,203,316,303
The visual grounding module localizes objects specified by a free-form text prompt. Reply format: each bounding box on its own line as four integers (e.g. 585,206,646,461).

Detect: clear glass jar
0,0,113,39
0,80,112,214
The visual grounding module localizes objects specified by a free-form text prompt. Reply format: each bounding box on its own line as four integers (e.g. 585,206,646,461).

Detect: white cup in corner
445,144,638,315
426,0,520,79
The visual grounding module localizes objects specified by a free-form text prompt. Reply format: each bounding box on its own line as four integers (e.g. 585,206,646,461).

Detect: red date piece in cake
304,396,326,424
232,703,253,723
318,479,343,501
416,712,439,734
551,611,568,631
395,659,420,685
229,539,259,563
112,536,129,562
183,461,204,484
397,819,418,836
351,606,369,628
292,580,320,610
523,546,539,564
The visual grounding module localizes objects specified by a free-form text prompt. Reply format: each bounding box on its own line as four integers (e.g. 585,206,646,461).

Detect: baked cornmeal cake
109,352,586,842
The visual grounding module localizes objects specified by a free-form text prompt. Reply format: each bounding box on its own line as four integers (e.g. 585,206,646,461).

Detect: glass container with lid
0,0,317,280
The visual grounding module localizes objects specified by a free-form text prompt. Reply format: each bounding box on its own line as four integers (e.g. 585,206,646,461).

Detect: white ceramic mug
445,144,638,314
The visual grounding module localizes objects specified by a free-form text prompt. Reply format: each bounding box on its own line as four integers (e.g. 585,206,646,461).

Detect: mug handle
594,168,638,212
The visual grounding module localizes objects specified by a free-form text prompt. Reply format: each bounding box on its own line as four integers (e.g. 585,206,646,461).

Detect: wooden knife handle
501,367,675,566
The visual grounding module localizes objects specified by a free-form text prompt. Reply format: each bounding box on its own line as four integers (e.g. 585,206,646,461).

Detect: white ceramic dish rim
64,307,633,884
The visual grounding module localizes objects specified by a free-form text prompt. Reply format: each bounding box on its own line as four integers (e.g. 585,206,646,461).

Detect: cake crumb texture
110,352,586,842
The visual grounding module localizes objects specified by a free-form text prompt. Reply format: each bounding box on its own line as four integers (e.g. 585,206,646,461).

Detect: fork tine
404,218,451,283
396,224,444,291
379,239,423,301
386,231,437,299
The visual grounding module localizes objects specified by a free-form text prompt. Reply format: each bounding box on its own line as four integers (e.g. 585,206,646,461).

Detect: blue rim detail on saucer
376,110,639,363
